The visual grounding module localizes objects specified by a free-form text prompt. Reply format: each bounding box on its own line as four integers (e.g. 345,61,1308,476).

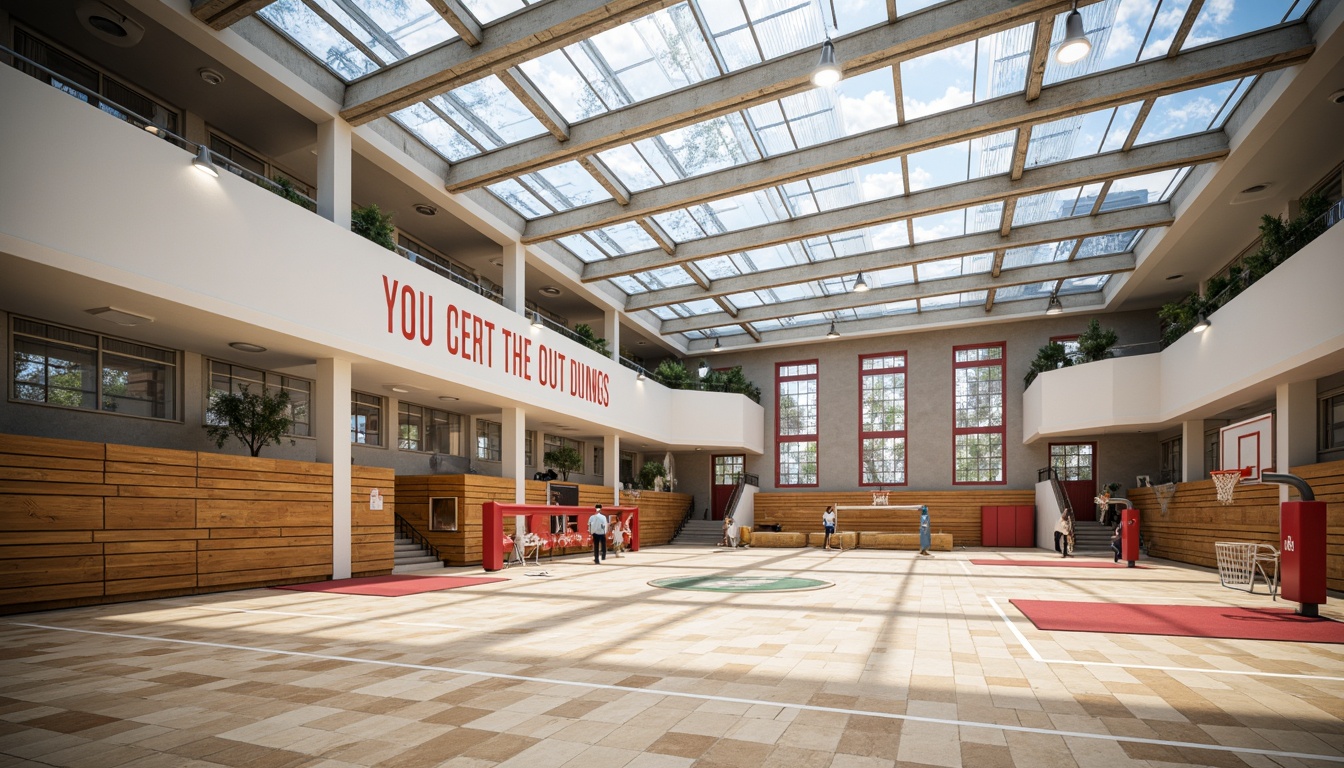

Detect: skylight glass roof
253,0,1313,345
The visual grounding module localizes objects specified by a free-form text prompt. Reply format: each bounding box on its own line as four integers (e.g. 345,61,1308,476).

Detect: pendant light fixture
191,143,219,177
1045,295,1064,315
853,271,869,293
1056,1,1092,64
810,0,842,87
531,310,544,328
1191,312,1210,333
713,337,722,350
826,322,840,339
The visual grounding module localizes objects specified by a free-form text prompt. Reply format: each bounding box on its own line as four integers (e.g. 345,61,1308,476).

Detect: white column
1276,380,1317,500
605,434,621,504
317,118,352,230
1181,419,1206,483
604,308,620,362
315,358,352,579
502,241,526,315
501,406,527,503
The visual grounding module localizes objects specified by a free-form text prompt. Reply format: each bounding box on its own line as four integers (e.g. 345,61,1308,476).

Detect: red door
1050,442,1097,521
711,455,744,520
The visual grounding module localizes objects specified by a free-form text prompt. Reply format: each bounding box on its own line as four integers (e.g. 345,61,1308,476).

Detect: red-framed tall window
953,343,1006,484
1050,334,1080,365
859,352,907,486
776,360,818,487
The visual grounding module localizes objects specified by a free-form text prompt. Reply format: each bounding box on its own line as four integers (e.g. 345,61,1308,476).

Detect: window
476,419,502,461
776,361,818,486
620,451,637,486
1321,389,1344,460
351,392,383,446
1050,443,1093,481
593,445,604,477
1160,437,1182,483
398,402,464,454
12,317,177,420
1205,428,1222,476
953,343,1005,483
1050,334,1080,364
429,498,458,531
543,435,584,472
860,353,907,486
525,430,536,466
209,360,310,436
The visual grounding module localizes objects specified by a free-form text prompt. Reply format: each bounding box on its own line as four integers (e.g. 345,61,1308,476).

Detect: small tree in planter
652,359,694,389
204,385,293,457
1024,341,1072,386
639,460,666,491
1075,318,1119,362
572,324,609,356
352,203,396,251
543,446,584,481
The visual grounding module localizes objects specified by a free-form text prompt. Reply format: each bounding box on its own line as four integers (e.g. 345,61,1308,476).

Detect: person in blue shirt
918,507,932,556
588,504,608,564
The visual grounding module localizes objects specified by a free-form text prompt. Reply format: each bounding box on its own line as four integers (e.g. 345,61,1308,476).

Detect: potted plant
571,324,609,356
639,460,666,491
204,384,293,457
1024,341,1072,386
543,446,583,481
352,203,396,251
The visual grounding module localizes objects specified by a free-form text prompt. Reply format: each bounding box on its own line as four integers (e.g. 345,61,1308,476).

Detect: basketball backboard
1219,414,1273,483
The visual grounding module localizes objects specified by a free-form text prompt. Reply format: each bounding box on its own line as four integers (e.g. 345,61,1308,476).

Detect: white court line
162,603,475,630
986,596,1344,683
957,558,973,576
4,620,1343,764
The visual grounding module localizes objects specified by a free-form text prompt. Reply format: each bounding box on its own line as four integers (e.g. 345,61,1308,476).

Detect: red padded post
1281,501,1327,616
1120,507,1140,567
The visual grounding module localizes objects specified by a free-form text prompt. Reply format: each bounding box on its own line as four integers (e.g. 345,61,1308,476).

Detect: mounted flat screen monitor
548,482,579,533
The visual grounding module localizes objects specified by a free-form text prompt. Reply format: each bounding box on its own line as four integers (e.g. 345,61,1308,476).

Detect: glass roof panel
517,51,607,122
635,266,697,290
868,265,916,286
1014,182,1105,225
647,306,677,321
432,76,546,148
345,0,455,57
912,204,1003,243
609,275,646,295
1058,274,1112,293
696,255,741,280
1135,78,1249,144
458,0,529,25
523,162,612,210
1026,103,1141,168
994,281,1056,303
854,299,918,318
835,67,900,135
670,298,722,317
259,1,380,80
918,252,994,281
557,234,609,263
1002,240,1076,270
594,145,662,191
634,113,759,183
1044,0,1182,86
729,243,804,273
487,179,551,218
652,210,709,243
902,40,975,119
579,5,717,104
1183,0,1303,49
1102,167,1189,209
908,142,969,191
589,222,660,255
688,190,785,234
391,103,480,161
1077,229,1143,258
921,291,987,311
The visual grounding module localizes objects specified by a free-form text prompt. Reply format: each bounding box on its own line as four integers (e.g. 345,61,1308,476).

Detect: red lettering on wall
383,276,398,334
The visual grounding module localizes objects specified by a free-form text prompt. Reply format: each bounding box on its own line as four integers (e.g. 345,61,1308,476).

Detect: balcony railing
395,245,503,303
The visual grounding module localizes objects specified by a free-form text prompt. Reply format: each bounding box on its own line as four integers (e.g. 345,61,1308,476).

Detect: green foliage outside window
543,446,583,481
352,203,396,251
204,384,293,457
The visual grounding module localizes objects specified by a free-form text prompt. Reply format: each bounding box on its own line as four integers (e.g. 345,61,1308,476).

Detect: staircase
671,519,725,546
1070,521,1114,554
392,536,446,573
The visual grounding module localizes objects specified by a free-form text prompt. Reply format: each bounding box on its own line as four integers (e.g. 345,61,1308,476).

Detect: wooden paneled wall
394,475,690,566
753,490,1037,548
0,434,394,615
1128,459,1344,592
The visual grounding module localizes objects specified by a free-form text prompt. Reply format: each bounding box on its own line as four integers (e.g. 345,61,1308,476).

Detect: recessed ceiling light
539,286,562,296
1165,273,1184,281
439,395,459,402
86,307,153,326
76,1,144,46
1240,184,1269,194
1230,182,1274,205
413,203,436,216
228,341,267,353
1329,88,1344,105
198,67,225,86
490,258,504,267
388,385,411,394
636,340,647,346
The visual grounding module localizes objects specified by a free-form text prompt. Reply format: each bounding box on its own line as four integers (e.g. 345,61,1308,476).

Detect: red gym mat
1011,600,1344,643
972,559,1146,568
273,575,507,597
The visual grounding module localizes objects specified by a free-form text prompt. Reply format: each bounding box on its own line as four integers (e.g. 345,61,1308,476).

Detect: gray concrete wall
710,309,1166,493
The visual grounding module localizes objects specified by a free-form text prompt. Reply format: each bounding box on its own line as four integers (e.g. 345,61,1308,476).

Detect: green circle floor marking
649,575,832,592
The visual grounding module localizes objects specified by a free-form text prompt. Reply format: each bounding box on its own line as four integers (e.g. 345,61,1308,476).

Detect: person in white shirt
589,504,609,564
822,505,838,550
610,514,627,558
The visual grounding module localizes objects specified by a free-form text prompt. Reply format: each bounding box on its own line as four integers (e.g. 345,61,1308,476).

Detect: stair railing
1036,466,1073,517
673,496,696,539
395,513,443,563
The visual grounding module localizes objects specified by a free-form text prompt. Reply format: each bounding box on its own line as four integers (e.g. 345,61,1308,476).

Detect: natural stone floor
2,545,1342,768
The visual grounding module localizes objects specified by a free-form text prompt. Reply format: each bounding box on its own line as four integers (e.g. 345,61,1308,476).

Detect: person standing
822,505,838,550
1110,524,1123,563
589,504,608,564
1054,511,1074,558
918,506,932,556
610,513,626,558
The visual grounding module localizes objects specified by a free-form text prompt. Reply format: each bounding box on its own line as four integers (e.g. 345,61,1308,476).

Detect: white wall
1025,222,1344,441
0,65,763,454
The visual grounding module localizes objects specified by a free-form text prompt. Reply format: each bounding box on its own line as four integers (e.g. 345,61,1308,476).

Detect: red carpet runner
274,575,507,597
1011,600,1344,643
972,559,1146,568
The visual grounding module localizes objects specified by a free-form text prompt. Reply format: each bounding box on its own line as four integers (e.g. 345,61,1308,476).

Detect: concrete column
315,358,352,579
501,406,526,503
502,241,526,315
317,118,352,229
605,434,621,504
1276,380,1317,500
1181,419,1206,483
604,308,620,362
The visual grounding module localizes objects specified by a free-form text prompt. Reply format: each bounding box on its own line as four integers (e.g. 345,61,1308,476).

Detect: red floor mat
971,559,1146,568
1011,600,1344,643
273,575,507,597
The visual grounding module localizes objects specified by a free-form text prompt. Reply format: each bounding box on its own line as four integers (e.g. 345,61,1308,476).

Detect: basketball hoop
871,491,889,506
1153,483,1176,516
1210,469,1246,506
